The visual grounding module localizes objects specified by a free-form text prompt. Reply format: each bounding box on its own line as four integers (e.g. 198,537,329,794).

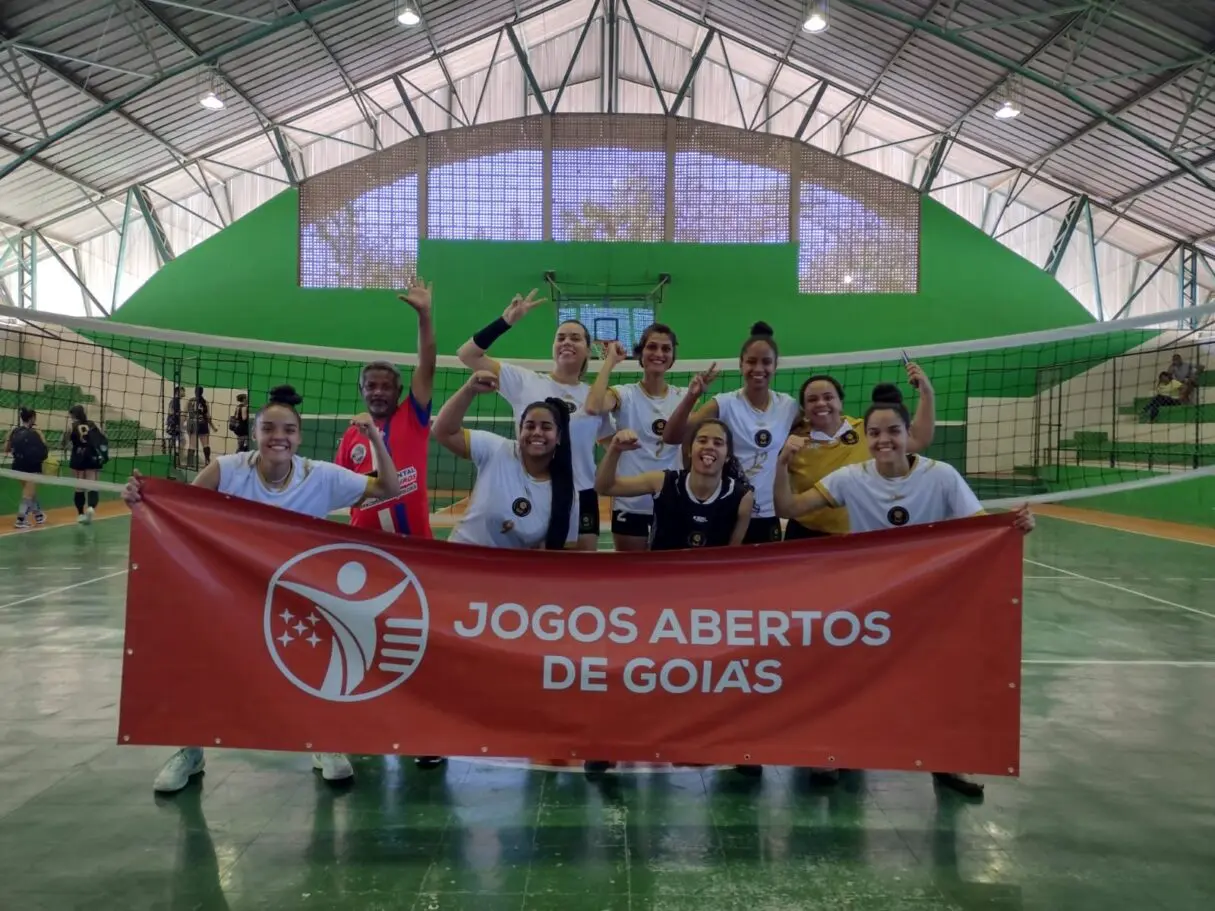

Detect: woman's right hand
610,429,641,452
502,289,547,325
468,370,499,394
688,362,719,398
602,340,627,367
122,470,144,508
778,436,806,465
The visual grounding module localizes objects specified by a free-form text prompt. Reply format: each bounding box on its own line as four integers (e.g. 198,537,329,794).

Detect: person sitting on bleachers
1143,372,1184,423
1167,353,1202,403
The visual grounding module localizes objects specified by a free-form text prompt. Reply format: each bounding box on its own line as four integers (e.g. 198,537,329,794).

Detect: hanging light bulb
197,69,225,110
396,2,420,26
994,99,1020,120
994,76,1023,120
803,0,829,33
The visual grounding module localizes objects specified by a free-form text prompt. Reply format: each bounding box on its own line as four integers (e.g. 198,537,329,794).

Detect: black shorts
11,461,42,475
69,452,103,472
611,510,653,538
784,520,831,541
578,488,600,536
742,515,783,545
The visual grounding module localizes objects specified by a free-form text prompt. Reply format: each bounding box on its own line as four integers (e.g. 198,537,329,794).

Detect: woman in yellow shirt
783,359,936,540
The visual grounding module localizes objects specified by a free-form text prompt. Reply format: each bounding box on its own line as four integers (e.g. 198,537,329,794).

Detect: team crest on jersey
688,531,706,547
350,443,368,465
754,429,772,447
841,430,859,445
512,497,532,517
652,418,667,436
887,506,910,526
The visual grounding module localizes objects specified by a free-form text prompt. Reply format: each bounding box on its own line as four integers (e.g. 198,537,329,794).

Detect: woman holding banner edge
774,382,1035,798
122,384,401,794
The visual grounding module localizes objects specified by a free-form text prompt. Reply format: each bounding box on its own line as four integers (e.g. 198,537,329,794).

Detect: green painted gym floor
2,515,1214,910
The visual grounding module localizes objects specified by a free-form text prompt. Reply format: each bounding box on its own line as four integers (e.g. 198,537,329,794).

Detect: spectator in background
1143,372,1184,423
1168,353,1202,403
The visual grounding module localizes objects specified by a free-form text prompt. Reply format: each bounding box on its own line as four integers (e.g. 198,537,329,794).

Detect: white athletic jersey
816,457,983,533
449,430,580,549
714,389,800,518
214,453,371,519
610,382,685,516
497,362,612,492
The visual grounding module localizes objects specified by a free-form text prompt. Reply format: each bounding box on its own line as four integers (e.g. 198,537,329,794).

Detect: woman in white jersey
433,370,579,550
774,382,1034,798
121,384,401,794
662,321,796,544
459,291,611,551
584,323,686,551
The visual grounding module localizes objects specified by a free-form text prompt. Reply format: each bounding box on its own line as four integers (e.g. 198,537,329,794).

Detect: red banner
120,479,1023,775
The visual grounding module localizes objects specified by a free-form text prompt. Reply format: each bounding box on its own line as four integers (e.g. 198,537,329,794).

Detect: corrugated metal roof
0,0,1212,263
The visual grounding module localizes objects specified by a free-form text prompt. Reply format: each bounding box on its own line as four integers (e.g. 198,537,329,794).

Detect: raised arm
662,363,720,444
351,413,401,501
400,275,436,407
773,437,828,518
457,289,548,374
904,360,936,454
585,341,626,416
432,371,499,460
594,430,664,498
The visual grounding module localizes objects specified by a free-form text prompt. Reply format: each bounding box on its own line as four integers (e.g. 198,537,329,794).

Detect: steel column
133,187,175,266
1045,196,1085,276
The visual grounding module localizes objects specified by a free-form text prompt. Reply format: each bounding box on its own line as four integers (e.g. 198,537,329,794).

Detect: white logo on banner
264,543,429,702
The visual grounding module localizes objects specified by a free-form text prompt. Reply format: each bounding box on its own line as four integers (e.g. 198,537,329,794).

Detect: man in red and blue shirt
336,276,436,539
335,276,444,771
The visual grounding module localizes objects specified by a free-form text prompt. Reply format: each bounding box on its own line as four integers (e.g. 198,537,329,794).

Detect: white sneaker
76,513,88,525
153,747,205,793
85,506,95,523
312,753,354,782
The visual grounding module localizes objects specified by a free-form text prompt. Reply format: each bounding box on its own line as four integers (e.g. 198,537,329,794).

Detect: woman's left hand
351,412,375,437
1014,504,1035,535
905,361,933,395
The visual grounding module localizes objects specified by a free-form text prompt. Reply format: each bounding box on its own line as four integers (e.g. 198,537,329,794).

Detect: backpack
9,426,48,466
87,423,110,464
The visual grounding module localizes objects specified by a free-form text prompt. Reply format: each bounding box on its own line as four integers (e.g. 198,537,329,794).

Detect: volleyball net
2,301,1215,523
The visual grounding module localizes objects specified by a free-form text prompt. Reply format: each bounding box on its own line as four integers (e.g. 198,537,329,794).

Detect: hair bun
268,384,304,407
749,320,774,338
871,382,903,405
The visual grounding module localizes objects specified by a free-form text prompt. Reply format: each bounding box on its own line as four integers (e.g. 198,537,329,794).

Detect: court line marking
1035,511,1215,549
0,569,127,611
0,512,126,539
1023,659,1215,667
1025,559,1215,621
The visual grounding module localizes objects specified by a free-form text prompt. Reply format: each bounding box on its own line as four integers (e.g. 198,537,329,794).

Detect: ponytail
521,398,576,549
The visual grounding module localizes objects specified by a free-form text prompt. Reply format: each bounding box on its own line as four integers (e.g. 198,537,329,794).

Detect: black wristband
472,317,511,351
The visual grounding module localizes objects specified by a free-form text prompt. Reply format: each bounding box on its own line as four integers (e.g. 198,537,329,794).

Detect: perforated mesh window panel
673,121,791,245
427,117,544,241
797,144,919,294
297,114,921,294
299,144,420,289
551,114,667,242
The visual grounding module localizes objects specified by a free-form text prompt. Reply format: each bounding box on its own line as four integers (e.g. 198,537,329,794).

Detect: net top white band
3,298,1214,376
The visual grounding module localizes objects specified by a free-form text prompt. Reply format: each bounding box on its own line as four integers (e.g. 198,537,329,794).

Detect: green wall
110,189,1096,355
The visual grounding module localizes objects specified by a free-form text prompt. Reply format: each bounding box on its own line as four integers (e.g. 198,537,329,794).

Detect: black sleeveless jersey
648,470,749,551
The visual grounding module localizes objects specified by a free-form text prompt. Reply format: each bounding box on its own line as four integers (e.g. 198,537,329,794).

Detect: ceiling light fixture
396,2,421,26
197,69,225,110
994,100,1020,120
803,0,829,33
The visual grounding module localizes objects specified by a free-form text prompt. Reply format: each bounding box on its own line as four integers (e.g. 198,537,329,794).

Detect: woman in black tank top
589,417,756,776
595,417,753,550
